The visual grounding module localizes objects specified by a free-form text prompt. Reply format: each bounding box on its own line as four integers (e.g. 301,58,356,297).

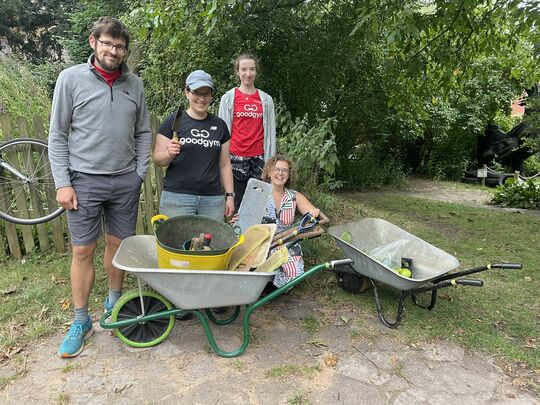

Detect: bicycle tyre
0,138,64,225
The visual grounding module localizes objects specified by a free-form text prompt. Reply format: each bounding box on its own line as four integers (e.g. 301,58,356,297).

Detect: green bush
523,154,540,177
337,142,407,189
491,179,540,209
276,103,341,192
0,56,52,138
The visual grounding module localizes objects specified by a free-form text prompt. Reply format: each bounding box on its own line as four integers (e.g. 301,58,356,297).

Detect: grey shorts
67,170,143,245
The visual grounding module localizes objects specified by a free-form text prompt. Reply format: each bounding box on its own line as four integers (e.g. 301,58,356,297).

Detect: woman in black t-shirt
153,70,235,220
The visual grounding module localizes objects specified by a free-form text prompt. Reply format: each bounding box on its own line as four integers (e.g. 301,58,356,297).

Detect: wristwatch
225,192,235,198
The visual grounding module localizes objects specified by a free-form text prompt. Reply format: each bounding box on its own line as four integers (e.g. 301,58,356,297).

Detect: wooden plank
150,115,163,200
50,212,66,253
0,114,18,257
18,117,49,251
0,115,35,253
28,116,50,250
0,198,21,258
136,200,144,235
0,165,22,259
142,176,154,234
0,221,5,257
32,115,47,140
34,114,65,253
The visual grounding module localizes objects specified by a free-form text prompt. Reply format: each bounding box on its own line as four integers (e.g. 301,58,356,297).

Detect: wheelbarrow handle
455,278,484,287
434,262,522,283
490,263,522,270
329,258,354,268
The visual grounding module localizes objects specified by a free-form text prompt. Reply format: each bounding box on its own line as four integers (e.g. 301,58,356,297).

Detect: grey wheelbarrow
327,218,522,328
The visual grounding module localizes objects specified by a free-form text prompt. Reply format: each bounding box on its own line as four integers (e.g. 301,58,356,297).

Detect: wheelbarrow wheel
111,290,175,348
336,267,370,294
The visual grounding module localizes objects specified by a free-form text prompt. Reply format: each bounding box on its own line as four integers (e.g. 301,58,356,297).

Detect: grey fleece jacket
218,88,276,161
48,55,152,188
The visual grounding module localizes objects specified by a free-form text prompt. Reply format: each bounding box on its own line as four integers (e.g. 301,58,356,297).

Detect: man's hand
56,186,78,210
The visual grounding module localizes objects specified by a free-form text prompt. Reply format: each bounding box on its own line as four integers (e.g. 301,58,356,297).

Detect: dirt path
2,297,538,404
1,178,539,404
345,177,539,216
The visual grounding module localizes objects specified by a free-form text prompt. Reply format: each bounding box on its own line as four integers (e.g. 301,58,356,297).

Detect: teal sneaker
104,297,114,312
58,317,94,358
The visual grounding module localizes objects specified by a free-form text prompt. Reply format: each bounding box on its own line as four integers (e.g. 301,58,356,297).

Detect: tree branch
406,1,465,63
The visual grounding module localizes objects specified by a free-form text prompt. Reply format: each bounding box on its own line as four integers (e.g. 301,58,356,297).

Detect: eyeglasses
95,38,128,54
189,90,213,100
272,167,289,174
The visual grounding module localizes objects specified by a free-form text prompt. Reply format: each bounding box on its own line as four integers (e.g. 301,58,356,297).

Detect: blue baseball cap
185,70,214,91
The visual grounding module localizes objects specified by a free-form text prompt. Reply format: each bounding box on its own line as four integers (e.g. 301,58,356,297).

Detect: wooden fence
0,113,164,259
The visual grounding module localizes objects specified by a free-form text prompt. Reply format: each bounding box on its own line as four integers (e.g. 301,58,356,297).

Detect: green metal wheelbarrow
99,235,351,358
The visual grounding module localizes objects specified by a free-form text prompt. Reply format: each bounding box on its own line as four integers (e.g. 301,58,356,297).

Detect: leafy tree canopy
0,0,75,62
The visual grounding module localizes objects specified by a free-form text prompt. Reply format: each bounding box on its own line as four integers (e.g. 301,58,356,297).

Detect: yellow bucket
151,214,245,270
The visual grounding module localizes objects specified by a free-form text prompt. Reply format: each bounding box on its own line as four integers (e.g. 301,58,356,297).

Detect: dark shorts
67,170,143,245
230,154,264,182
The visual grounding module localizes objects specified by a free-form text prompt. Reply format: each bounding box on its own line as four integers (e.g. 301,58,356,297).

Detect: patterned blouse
261,188,305,287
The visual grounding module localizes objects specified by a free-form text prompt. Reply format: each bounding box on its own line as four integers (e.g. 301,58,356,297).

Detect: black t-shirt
158,110,230,195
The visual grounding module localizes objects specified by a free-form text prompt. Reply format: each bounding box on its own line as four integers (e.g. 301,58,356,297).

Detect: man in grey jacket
48,16,152,358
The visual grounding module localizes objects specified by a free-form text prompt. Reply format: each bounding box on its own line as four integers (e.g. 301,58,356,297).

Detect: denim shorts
67,170,143,245
159,191,225,221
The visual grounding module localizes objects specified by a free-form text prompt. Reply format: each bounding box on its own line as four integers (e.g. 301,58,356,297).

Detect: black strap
171,107,183,135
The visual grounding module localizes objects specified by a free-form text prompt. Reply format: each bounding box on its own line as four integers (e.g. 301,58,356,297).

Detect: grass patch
298,192,539,369
0,371,26,390
61,362,81,373
288,390,312,405
231,360,246,371
391,357,406,379
302,315,321,334
56,392,70,405
265,364,320,379
0,241,136,355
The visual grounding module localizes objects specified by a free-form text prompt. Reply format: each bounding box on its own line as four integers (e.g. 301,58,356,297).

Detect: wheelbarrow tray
113,235,276,310
328,218,460,291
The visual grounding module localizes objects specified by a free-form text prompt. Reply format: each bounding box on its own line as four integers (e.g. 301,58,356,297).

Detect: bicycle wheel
0,138,64,225
112,290,175,348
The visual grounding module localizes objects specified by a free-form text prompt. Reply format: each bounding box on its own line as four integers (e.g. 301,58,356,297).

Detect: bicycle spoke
0,139,65,224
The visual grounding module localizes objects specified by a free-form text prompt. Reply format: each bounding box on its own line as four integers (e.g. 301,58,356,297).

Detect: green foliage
523,154,540,177
521,91,540,152
59,0,540,187
15,0,530,189
63,0,126,64
337,142,408,188
494,111,522,133
276,103,341,192
491,179,540,209
0,56,51,136
0,0,74,62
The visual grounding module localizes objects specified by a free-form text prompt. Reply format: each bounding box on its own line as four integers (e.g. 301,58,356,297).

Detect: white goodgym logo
179,129,220,148
190,129,210,138
236,104,263,118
